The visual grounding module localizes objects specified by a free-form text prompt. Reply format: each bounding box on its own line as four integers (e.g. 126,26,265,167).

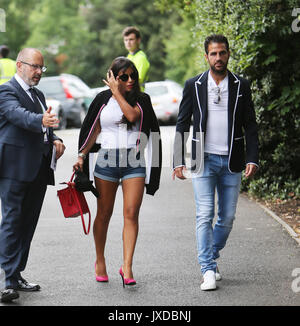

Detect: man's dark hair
0,45,10,58
204,34,229,54
122,26,141,39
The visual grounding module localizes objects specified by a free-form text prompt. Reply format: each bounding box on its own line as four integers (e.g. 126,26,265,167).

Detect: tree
24,0,96,82
163,14,198,85
156,0,300,199
1,0,181,87
0,0,37,59
85,0,180,86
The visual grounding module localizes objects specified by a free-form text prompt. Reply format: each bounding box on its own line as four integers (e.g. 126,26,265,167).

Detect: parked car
91,85,109,96
37,74,93,128
60,73,95,109
145,80,183,124
45,98,67,130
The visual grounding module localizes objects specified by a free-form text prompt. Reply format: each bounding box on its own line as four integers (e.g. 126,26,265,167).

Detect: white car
145,80,183,124
45,98,67,130
91,85,109,97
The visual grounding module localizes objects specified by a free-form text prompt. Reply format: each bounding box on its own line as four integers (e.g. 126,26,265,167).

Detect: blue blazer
174,70,259,173
0,76,59,184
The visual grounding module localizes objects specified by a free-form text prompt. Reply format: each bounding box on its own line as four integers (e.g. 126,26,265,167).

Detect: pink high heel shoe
119,267,136,288
95,262,109,282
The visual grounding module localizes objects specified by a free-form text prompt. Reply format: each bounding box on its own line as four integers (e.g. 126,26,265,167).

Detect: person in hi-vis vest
123,26,150,91
0,45,16,85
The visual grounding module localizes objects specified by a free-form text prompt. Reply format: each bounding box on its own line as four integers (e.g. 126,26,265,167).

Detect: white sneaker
215,266,222,281
201,270,216,291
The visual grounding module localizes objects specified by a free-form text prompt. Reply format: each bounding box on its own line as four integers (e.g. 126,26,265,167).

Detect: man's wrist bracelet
78,152,86,160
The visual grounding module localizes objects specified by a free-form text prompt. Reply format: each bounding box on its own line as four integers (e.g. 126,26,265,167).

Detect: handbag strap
68,171,91,235
60,171,76,186
71,186,91,235
70,171,75,182
70,171,76,183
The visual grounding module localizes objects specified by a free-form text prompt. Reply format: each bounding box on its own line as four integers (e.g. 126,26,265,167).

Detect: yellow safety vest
0,58,16,84
127,50,150,91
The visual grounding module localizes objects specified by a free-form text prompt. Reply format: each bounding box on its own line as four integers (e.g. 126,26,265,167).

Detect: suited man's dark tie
29,87,50,156
29,87,43,114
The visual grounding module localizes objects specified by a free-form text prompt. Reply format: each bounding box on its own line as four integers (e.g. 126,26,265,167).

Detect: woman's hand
73,156,84,172
103,70,120,95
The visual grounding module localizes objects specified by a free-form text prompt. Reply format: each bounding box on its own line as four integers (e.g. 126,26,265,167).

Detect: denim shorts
94,148,146,183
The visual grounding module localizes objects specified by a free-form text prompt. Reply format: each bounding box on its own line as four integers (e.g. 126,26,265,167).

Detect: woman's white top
204,72,229,155
97,97,139,149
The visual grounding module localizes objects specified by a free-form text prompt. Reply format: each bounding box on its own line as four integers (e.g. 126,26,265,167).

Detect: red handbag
57,172,91,235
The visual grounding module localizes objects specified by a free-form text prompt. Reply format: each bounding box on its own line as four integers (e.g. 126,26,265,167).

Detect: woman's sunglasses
119,72,138,82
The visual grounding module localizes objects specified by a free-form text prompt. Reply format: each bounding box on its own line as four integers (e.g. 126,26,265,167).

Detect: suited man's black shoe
17,277,41,292
1,288,19,303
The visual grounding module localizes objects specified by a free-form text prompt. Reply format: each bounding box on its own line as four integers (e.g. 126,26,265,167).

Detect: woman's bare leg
94,177,119,277
121,177,145,279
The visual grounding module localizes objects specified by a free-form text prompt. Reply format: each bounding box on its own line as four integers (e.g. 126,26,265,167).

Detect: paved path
1,127,299,306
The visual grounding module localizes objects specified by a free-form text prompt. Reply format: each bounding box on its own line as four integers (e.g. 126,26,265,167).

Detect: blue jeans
192,153,241,275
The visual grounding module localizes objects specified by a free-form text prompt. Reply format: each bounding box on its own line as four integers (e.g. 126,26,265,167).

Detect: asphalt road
1,127,300,307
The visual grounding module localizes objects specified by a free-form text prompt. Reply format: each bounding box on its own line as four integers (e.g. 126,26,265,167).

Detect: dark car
37,75,91,128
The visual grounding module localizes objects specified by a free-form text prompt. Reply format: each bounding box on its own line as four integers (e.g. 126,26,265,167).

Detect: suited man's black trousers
0,155,50,288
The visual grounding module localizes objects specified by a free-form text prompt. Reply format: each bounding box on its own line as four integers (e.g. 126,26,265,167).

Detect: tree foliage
156,0,300,199
85,0,180,86
1,0,299,199
0,0,179,87
0,0,37,58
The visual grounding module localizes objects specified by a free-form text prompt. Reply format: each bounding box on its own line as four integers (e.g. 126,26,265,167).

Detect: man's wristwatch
78,152,86,160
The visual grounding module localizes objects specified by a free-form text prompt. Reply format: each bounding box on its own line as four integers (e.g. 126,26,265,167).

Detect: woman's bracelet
78,152,86,160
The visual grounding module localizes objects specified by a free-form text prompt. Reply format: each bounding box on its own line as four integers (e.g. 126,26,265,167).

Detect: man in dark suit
173,35,259,291
0,48,65,302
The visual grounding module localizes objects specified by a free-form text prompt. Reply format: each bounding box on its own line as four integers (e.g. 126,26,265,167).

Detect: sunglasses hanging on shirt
213,86,221,104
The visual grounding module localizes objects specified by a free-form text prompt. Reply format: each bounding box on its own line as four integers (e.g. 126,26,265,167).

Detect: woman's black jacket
78,89,162,196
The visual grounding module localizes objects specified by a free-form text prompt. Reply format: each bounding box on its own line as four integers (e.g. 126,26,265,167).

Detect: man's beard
20,71,41,86
210,62,228,75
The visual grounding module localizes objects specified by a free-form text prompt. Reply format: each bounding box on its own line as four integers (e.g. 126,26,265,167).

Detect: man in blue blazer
0,48,65,302
173,35,259,291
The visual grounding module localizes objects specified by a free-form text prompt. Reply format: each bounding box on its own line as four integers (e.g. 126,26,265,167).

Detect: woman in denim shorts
73,57,161,287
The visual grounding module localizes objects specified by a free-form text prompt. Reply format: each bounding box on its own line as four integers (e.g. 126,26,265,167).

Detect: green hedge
157,0,300,199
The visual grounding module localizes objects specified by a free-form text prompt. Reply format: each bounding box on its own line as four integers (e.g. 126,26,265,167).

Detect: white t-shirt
204,72,229,155
97,97,139,149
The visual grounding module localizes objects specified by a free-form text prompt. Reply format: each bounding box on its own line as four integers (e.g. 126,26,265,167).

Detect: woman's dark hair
109,56,141,129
